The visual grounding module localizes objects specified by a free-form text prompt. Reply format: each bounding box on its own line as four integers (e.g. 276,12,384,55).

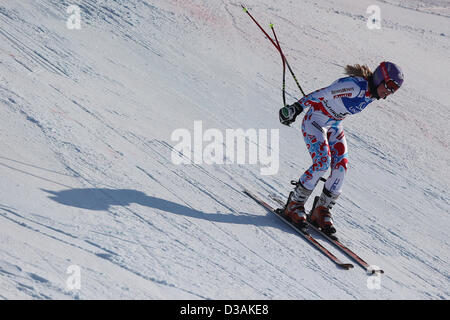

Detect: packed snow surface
0,0,449,299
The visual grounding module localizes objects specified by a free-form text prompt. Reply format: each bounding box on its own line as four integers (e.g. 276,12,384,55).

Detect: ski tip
366,266,384,275
340,263,354,270
369,269,385,275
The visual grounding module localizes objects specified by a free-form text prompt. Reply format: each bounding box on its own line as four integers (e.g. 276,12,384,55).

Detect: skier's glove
279,102,304,126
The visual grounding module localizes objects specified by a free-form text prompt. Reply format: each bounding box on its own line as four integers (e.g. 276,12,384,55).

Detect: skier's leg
310,123,346,235
324,124,348,195
284,108,330,228
299,109,331,191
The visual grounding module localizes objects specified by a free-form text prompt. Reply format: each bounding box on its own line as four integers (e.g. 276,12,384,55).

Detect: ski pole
241,5,306,98
270,23,287,106
241,5,280,52
281,53,306,97
270,23,306,97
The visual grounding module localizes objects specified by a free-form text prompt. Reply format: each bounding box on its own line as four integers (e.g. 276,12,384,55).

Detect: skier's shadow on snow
42,188,286,229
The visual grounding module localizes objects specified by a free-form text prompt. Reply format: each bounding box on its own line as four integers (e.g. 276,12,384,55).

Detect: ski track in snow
0,0,449,299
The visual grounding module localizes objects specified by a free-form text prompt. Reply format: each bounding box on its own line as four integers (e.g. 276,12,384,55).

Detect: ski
243,189,354,270
269,194,384,274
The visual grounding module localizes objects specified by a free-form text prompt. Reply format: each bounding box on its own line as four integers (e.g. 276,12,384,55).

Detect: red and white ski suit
298,76,375,195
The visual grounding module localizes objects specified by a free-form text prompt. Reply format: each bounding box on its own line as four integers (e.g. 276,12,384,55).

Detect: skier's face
376,82,393,99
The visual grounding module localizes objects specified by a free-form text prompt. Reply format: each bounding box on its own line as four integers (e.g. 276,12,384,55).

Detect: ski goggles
380,62,400,93
383,80,400,93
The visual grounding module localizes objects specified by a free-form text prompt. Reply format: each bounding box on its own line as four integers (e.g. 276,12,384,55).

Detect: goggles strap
380,62,391,83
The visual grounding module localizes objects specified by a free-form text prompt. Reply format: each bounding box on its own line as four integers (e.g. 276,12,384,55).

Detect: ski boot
309,187,339,239
281,181,313,231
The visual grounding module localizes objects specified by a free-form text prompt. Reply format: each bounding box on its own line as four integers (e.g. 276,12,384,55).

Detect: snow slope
0,0,449,299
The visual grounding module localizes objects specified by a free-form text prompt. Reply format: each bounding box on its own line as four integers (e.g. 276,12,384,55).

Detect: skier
278,61,404,235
